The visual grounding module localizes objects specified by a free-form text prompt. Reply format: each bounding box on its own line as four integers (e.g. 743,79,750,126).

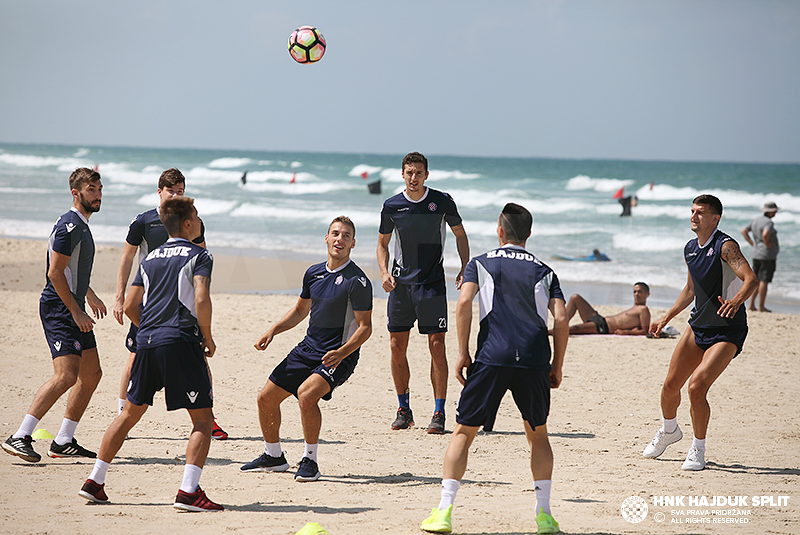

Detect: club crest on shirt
335,274,344,285
428,202,437,212
706,248,715,257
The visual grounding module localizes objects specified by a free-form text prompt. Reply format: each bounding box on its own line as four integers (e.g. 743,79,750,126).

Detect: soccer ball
288,26,326,64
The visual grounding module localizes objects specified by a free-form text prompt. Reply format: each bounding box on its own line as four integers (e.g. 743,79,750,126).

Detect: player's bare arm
455,281,479,385
123,285,145,327
321,308,372,369
113,242,138,324
548,297,568,388
254,297,311,351
376,232,395,292
451,224,470,289
650,271,695,337
718,240,758,319
86,286,107,319
193,274,215,357
48,250,94,332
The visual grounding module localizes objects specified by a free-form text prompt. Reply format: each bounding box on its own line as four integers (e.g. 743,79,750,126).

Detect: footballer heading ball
288,26,326,64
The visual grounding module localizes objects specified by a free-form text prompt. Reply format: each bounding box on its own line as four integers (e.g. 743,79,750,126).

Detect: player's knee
686,378,710,403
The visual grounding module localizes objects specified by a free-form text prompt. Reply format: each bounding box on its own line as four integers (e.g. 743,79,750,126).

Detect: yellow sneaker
420,505,453,533
535,508,559,534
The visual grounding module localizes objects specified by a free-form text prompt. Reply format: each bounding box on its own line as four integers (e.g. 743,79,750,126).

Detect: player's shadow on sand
477,431,595,439
319,472,511,488
703,461,800,476
112,455,239,467
124,435,345,445
224,502,377,514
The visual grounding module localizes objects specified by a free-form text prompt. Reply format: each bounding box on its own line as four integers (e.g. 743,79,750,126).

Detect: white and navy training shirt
126,207,205,262
379,187,463,285
132,237,213,349
685,229,747,329
41,208,95,308
463,244,564,370
298,260,373,358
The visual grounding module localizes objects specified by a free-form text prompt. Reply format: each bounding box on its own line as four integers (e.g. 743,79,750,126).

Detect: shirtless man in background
562,282,651,335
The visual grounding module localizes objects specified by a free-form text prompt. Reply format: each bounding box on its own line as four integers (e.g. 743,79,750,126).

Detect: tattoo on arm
193,275,211,291
721,241,746,270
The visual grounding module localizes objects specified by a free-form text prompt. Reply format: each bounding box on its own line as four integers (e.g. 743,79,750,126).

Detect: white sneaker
642,425,683,458
681,446,706,470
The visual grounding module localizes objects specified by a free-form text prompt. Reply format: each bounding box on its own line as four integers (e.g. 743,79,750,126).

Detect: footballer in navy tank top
684,229,747,330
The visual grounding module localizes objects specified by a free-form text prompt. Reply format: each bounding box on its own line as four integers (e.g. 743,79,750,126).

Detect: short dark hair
69,168,101,192
693,194,723,216
499,203,532,244
328,215,355,237
158,168,186,190
402,152,428,173
634,281,650,293
160,196,196,237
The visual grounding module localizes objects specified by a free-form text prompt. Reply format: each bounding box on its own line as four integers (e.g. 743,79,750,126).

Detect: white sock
303,442,318,462
118,398,126,415
692,437,706,451
180,464,203,493
535,479,552,514
13,414,40,439
438,478,460,509
662,417,678,434
89,459,110,485
264,441,282,458
55,418,79,446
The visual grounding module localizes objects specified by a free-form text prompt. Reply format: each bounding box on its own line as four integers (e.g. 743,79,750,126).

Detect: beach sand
0,238,797,535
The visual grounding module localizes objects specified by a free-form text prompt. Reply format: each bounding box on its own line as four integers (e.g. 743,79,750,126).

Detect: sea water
0,143,797,312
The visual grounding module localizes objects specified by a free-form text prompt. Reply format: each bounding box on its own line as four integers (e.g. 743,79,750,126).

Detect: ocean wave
74,148,90,158
566,175,635,192
635,184,800,212
349,164,383,178
135,193,237,215
612,232,689,252
208,157,252,169
241,181,360,195
229,203,377,226
0,153,88,169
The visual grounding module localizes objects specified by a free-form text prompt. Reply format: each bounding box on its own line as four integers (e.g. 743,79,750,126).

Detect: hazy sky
1,1,798,163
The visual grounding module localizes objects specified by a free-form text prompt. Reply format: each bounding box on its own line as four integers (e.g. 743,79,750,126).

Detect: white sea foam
635,184,800,212
349,164,383,178
566,175,635,192
74,148,90,158
290,161,303,168
0,153,88,169
612,232,690,252
241,181,360,195
208,157,252,169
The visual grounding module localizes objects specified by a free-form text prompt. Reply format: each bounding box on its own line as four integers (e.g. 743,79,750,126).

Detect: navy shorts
456,361,551,429
39,300,97,359
127,340,213,411
387,280,448,334
125,323,138,353
269,341,358,401
752,259,776,283
693,324,748,358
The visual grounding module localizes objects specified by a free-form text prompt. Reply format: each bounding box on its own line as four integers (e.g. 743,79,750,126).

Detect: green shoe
536,508,559,534
420,505,453,533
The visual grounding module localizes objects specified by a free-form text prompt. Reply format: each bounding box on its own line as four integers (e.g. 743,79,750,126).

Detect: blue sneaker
295,457,321,482
240,452,290,472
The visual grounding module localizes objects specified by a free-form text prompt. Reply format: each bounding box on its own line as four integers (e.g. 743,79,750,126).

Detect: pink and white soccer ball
288,26,326,64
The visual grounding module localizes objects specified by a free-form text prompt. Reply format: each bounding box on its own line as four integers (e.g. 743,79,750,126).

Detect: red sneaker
211,421,228,440
78,478,109,504
173,486,224,512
